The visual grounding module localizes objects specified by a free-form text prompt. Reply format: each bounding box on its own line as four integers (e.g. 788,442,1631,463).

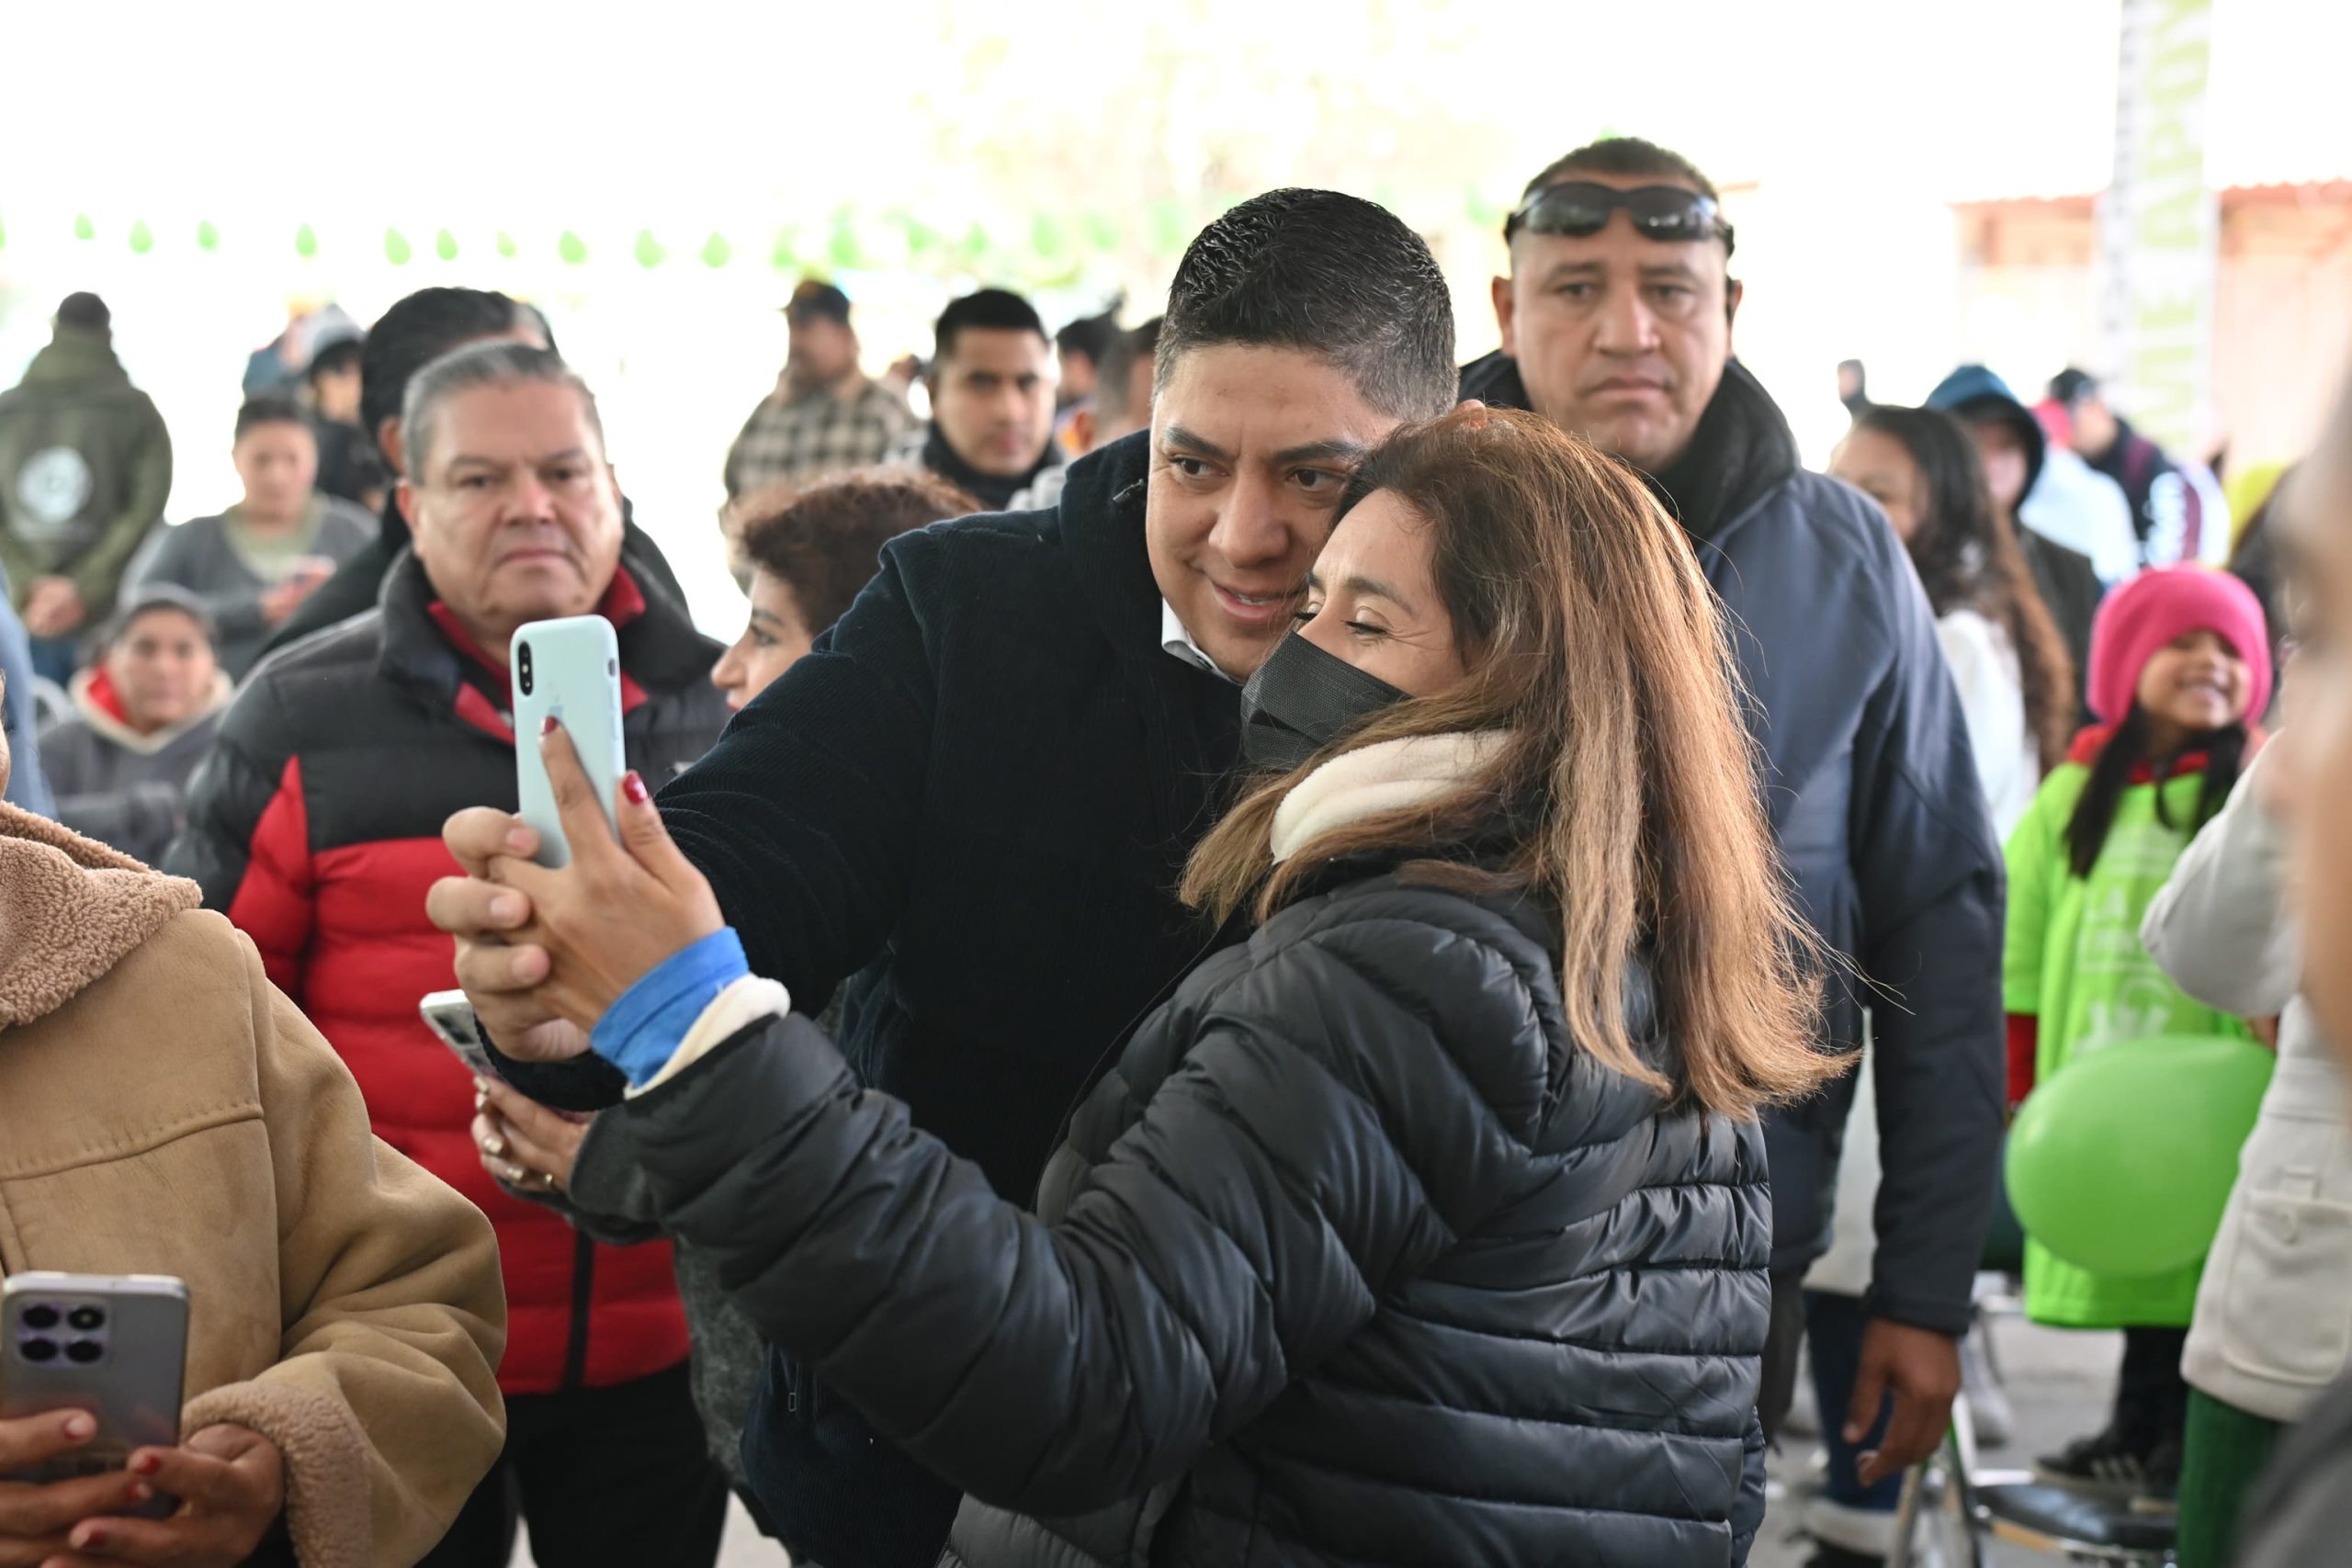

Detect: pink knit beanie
2086,566,2272,728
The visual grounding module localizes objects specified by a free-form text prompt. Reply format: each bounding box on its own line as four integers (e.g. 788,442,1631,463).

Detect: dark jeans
2114,1325,2191,1449
1807,1290,1902,1513
418,1363,728,1568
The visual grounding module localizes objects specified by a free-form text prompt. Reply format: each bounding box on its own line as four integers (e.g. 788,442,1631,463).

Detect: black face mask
1238,632,1408,773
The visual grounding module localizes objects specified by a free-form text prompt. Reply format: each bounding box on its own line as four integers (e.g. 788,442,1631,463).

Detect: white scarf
1268,732,1510,864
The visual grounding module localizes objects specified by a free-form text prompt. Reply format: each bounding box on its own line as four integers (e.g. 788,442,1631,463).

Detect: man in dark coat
429,188,1462,1568
0,294,174,683
1462,136,2007,1519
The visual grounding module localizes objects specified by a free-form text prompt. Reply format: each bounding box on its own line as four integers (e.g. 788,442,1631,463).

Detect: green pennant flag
385,228,413,265
196,220,220,252
1030,212,1071,264
1080,210,1121,255
700,232,731,268
1147,198,1189,255
827,210,862,272
495,231,518,259
295,223,318,258
437,229,459,262
0,216,7,253
634,229,666,269
559,231,589,265
74,213,95,243
769,230,801,272
128,220,153,254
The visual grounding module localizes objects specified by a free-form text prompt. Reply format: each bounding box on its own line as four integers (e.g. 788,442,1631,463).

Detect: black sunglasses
1505,181,1736,256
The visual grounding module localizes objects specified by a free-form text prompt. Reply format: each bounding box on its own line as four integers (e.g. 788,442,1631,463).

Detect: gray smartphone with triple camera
1,1273,187,1510
511,615,627,869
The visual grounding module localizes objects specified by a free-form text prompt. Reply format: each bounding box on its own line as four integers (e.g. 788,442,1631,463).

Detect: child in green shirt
2005,565,2272,1500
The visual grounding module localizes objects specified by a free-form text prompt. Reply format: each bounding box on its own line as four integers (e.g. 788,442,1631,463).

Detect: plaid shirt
723,374,915,500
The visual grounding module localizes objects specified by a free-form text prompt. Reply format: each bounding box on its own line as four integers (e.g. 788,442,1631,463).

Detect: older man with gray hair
165,342,733,1567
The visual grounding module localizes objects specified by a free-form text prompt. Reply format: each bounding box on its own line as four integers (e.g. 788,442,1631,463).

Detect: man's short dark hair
234,393,311,444
1521,136,1722,205
1055,310,1119,368
736,470,978,634
360,288,548,445
307,336,365,385
1095,317,1161,424
934,289,1047,363
2049,367,2101,406
56,292,110,333
401,342,602,479
1158,188,1455,422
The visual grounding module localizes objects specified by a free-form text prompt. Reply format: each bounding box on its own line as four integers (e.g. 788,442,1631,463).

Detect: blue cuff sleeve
589,928,752,1087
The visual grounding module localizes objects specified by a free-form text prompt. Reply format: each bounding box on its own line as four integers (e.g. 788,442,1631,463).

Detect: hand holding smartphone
0,1274,186,1516
511,616,628,869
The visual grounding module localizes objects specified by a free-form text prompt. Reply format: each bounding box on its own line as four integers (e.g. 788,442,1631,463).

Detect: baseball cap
105,582,217,649
786,280,853,326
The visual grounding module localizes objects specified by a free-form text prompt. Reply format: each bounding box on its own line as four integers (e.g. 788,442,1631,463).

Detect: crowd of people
0,132,2340,1568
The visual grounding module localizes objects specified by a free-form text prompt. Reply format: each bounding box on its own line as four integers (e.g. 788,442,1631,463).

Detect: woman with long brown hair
447,407,1838,1566
1833,404,2077,835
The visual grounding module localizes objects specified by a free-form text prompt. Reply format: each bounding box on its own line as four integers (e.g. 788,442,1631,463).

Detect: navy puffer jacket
622,856,1774,1566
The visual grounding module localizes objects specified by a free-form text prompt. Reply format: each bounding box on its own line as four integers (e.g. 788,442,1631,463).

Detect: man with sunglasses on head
1465,137,2005,1566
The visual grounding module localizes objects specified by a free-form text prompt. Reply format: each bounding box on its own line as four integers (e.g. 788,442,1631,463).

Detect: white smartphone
1,1273,187,1510
511,615,627,869
421,989,505,1084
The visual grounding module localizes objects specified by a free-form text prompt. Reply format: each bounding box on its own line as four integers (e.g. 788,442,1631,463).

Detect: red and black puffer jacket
167,547,730,1393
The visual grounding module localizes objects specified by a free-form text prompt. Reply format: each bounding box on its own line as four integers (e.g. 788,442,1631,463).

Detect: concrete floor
515,1314,2127,1568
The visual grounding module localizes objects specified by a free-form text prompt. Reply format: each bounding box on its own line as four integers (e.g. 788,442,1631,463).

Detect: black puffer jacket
1462,354,2005,1335
623,860,1773,1567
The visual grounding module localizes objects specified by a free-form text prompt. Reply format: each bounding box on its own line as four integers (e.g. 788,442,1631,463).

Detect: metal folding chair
1886,1404,2177,1567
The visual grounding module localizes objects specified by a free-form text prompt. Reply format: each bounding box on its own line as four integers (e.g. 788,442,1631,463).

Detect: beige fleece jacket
0,802,506,1565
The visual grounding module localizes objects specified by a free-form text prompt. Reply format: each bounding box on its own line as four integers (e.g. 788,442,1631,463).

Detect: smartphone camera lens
65,1306,104,1333
19,1305,58,1331
63,1339,102,1365
18,1337,57,1363
518,642,534,697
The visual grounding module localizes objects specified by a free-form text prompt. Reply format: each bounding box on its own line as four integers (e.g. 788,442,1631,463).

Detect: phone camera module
19,1304,59,1331
63,1339,102,1365
518,642,535,697
18,1337,57,1363
64,1306,104,1333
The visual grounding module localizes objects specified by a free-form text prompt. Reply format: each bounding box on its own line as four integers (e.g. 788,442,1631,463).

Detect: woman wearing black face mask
455,408,1839,1567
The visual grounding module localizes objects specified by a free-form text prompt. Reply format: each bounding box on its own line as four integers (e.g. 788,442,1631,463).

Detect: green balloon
495,231,518,259
128,220,153,254
559,231,588,265
634,229,665,269
2007,1035,2272,1278
699,232,731,268
74,213,95,243
295,223,318,258
437,229,459,262
0,216,7,253
196,220,220,252
769,230,801,272
385,228,413,265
